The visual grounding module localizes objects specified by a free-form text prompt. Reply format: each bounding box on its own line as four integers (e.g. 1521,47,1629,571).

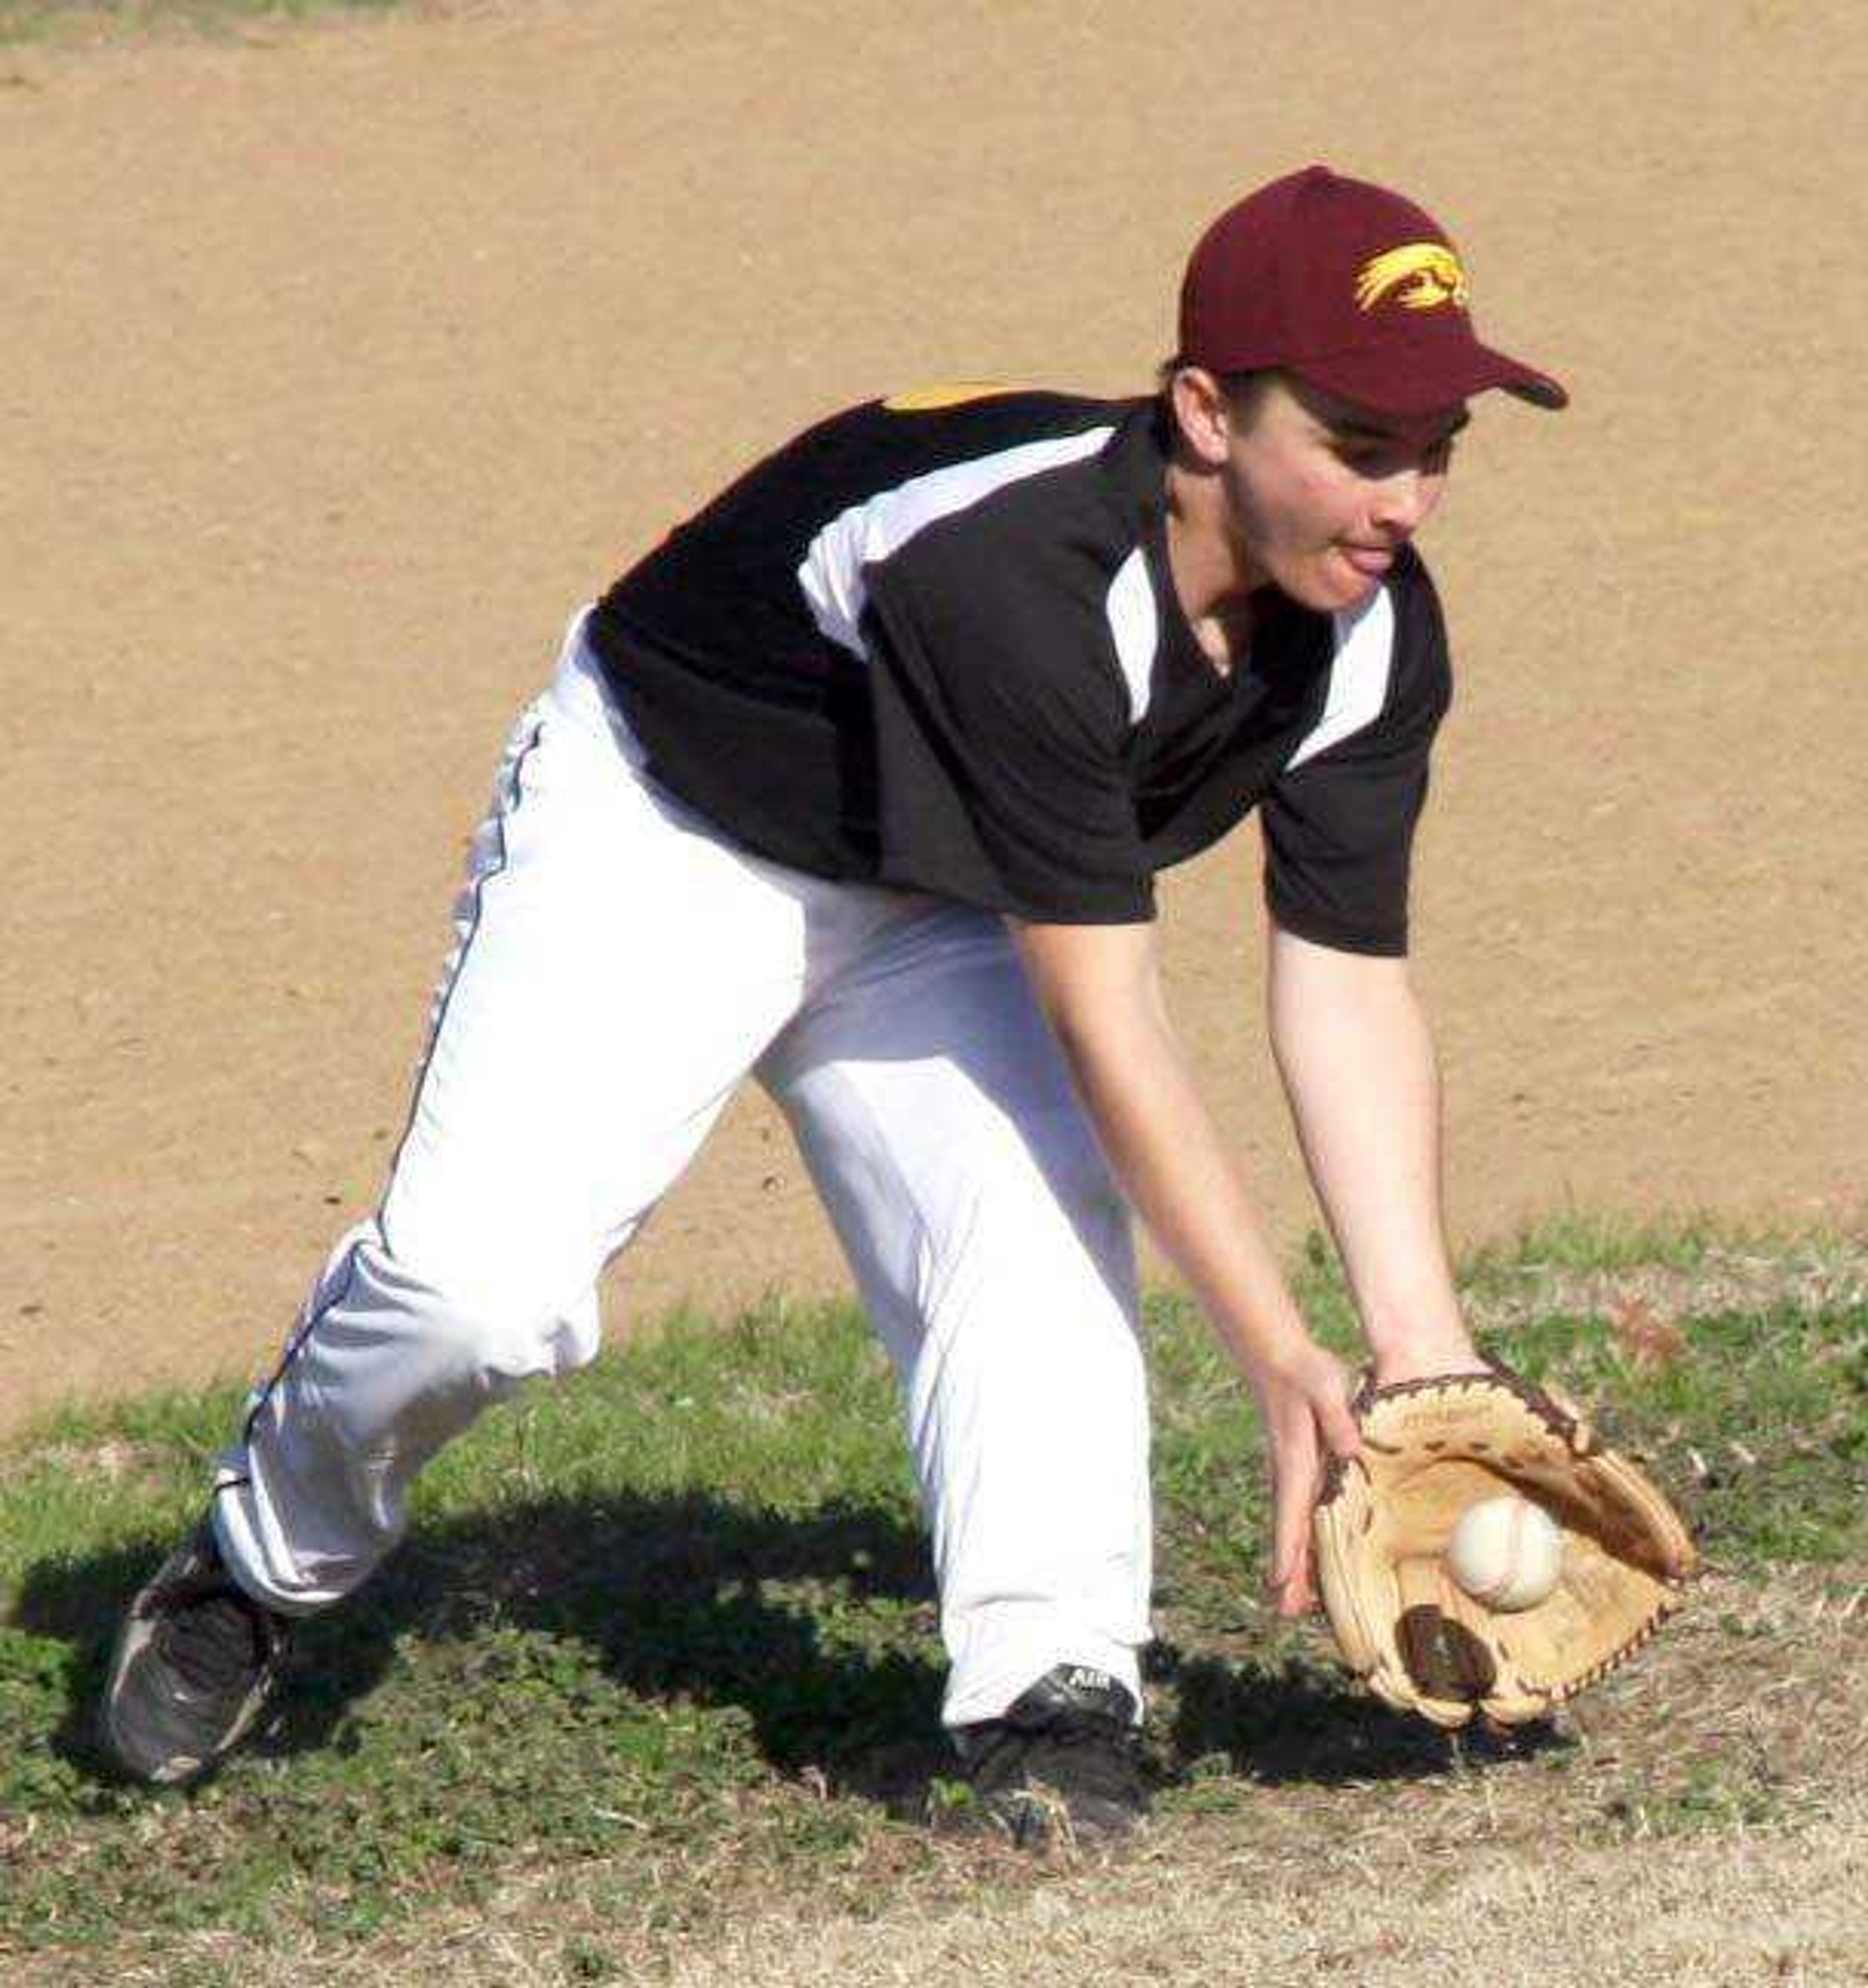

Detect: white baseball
1446,1495,1563,1611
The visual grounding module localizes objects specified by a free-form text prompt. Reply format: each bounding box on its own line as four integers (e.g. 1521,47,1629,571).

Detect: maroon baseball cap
1178,165,1566,432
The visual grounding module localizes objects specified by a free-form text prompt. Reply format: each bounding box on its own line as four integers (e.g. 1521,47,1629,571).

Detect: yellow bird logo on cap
1354,243,1471,312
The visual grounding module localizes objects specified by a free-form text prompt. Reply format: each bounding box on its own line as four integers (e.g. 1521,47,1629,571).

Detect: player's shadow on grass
1160,1645,1571,1784
13,1490,954,1812
16,1503,1562,1814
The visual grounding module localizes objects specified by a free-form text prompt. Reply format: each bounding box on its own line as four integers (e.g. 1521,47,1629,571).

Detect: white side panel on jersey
1103,547,1158,725
796,426,1116,656
1285,583,1397,771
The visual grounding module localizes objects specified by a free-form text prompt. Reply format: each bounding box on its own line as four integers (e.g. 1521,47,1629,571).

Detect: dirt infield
2,0,1863,1434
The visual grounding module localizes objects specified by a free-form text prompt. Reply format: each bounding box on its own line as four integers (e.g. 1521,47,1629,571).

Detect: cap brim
1294,335,1569,424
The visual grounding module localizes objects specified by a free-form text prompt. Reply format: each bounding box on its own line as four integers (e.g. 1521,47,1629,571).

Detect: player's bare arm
1265,920,1481,1385
1010,915,1362,1617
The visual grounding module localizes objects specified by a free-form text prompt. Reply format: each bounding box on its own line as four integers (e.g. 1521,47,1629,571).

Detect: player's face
1221,376,1465,612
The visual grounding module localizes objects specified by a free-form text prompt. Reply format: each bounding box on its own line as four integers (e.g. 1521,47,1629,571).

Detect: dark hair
1151,357,1273,449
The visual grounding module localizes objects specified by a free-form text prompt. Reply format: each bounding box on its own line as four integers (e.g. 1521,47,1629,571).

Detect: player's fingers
1275,1570,1317,1618
1272,1532,1318,1617
1267,1425,1321,1596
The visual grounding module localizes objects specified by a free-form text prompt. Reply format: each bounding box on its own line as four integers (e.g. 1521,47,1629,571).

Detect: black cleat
951,1664,1149,1846
99,1517,290,1786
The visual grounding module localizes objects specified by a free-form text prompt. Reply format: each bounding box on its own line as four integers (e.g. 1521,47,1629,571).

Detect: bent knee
320,1227,599,1394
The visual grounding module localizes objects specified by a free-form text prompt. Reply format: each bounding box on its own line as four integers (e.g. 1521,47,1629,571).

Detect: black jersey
588,387,1451,953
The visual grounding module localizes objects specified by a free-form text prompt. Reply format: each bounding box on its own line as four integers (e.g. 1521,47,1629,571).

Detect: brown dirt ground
2,0,1864,1446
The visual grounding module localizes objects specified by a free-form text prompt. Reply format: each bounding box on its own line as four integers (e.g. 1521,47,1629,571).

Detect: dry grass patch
1464,1234,1868,1338
645,1800,1868,1988
16,1565,1857,1987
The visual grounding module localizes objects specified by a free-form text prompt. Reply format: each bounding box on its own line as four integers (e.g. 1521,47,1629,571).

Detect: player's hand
1246,1341,1364,1618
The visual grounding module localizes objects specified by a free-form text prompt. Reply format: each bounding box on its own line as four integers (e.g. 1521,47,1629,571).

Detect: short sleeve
860,517,1156,923
1260,558,1452,957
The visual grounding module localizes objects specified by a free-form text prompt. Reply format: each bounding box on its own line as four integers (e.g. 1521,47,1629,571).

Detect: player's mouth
1337,542,1395,579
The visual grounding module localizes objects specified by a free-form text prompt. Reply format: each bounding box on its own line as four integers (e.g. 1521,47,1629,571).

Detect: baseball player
101,164,1564,1843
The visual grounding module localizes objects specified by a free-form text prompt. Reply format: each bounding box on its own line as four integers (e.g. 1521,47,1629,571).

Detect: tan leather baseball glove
1312,1361,1696,1728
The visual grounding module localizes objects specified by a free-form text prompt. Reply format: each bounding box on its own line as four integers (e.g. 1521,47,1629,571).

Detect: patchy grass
0,1221,1863,1981
0,0,408,50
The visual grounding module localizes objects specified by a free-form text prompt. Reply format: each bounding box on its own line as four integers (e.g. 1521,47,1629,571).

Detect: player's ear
1168,364,1235,469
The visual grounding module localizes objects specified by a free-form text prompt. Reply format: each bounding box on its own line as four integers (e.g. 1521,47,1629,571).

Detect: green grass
0,0,404,50
0,1224,1862,1967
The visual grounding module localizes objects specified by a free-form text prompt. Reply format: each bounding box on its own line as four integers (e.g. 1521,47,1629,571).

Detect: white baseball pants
213,614,1152,1727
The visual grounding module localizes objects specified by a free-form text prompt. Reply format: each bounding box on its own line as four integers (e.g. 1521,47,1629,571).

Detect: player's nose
1369,468,1440,539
